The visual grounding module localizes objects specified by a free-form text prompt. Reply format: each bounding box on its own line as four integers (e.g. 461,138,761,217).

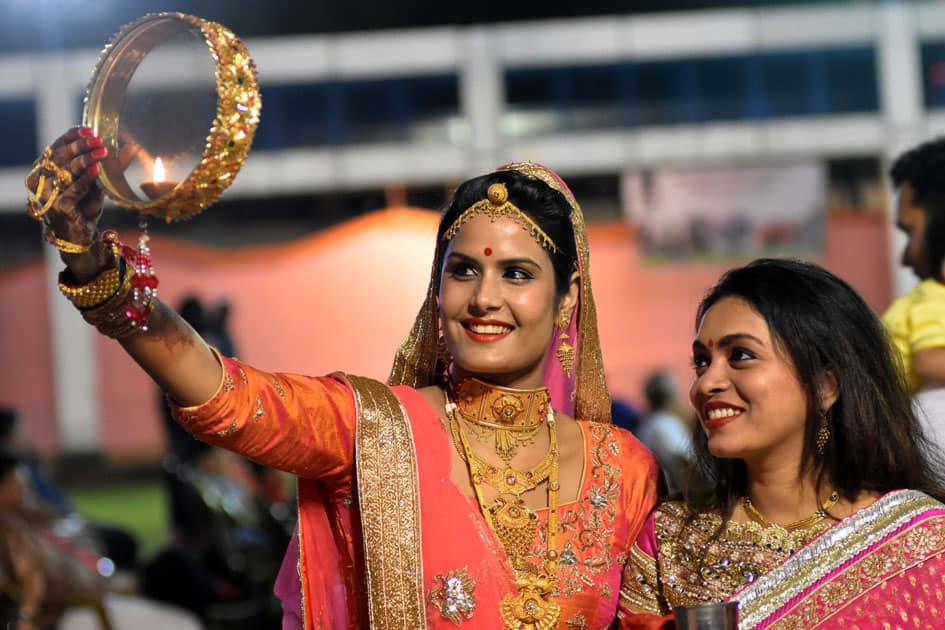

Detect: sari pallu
735,490,945,629
618,490,945,630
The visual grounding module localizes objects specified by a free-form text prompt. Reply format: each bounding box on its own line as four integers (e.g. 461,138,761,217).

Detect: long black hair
436,169,578,297
690,258,945,514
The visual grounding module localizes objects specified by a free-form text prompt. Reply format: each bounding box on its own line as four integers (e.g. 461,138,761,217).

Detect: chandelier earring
816,409,831,455
555,309,574,377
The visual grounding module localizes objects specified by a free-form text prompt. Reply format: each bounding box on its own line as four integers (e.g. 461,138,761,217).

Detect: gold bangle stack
77,258,149,339
59,264,121,309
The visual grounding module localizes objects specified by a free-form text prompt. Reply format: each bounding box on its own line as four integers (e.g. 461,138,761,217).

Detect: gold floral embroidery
525,423,622,602
270,375,286,398
216,419,239,437
428,567,476,626
222,373,236,392
253,396,264,422
565,611,588,627
238,366,248,384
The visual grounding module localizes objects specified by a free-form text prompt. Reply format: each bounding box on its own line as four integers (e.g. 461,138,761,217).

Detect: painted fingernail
88,136,102,147
85,162,100,180
91,146,107,159
78,127,94,137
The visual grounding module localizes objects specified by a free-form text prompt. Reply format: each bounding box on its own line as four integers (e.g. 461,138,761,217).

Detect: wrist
60,233,111,283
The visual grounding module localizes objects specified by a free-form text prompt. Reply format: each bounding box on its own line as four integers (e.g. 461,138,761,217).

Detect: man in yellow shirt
883,138,945,447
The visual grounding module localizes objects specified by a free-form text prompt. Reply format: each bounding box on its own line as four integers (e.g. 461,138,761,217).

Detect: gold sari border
346,374,427,629
737,489,944,629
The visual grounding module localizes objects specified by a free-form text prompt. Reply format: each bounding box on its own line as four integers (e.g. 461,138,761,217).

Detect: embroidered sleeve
171,351,356,492
617,514,668,618
618,429,661,544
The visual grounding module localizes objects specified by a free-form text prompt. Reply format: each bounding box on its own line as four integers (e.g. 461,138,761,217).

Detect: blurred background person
883,137,945,452
0,407,138,574
635,370,694,495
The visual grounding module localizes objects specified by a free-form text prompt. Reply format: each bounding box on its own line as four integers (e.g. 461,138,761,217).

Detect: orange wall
0,208,892,458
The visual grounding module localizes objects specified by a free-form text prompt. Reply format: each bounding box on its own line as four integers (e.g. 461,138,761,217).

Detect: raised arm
25,127,222,406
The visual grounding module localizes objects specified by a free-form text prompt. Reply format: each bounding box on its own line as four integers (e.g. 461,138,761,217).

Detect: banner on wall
622,162,827,264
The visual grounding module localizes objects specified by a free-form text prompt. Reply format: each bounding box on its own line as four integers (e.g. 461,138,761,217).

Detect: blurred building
0,1,939,456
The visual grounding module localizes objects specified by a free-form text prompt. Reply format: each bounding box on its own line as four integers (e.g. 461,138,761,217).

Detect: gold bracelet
59,264,121,309
43,225,92,254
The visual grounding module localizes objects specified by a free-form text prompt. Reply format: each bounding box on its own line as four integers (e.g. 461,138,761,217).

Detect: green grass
70,482,169,559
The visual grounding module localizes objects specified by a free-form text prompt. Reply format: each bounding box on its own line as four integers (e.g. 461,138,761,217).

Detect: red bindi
707,339,715,348
484,247,492,256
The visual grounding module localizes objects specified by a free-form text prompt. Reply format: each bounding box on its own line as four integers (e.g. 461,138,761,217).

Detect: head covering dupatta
388,161,611,423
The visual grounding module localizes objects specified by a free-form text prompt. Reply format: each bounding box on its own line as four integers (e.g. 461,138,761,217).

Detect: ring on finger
26,146,75,219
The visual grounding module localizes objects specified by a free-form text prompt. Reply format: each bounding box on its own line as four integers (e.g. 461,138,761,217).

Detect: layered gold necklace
743,491,840,532
445,378,561,630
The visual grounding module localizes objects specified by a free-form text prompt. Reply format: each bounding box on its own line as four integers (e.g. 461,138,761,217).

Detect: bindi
707,339,715,348
484,247,492,256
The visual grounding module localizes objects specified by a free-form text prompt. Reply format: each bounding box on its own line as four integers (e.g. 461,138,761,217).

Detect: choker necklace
451,377,552,463
445,389,561,630
743,491,840,532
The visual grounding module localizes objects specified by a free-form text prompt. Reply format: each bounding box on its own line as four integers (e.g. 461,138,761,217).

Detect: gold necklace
451,377,551,463
449,419,554,496
743,491,840,532
445,390,561,630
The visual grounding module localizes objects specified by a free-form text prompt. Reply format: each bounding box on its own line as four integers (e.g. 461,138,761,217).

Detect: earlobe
818,370,840,411
561,271,580,315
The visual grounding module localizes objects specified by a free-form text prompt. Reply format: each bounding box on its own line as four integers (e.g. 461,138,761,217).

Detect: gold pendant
499,583,560,630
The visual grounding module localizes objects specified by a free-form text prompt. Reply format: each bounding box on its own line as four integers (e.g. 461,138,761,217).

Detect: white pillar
459,27,503,175
877,2,927,298
34,53,101,453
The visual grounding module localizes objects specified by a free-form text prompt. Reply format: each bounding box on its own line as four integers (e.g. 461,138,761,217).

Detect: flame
153,157,165,183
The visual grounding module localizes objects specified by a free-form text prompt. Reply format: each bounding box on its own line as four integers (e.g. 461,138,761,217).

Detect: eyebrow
445,251,543,269
693,333,765,351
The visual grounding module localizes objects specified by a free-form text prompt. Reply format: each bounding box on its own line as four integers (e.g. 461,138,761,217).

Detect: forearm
119,299,222,407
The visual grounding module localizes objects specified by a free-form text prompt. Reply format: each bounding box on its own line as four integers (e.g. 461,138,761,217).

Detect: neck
744,459,826,525
450,367,545,391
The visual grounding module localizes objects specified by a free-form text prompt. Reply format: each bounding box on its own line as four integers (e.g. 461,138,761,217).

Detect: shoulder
583,420,656,460
576,420,660,485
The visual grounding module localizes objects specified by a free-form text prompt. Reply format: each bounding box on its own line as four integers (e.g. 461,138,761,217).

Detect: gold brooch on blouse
429,567,477,626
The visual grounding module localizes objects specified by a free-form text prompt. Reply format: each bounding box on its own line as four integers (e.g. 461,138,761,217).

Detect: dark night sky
3,0,849,53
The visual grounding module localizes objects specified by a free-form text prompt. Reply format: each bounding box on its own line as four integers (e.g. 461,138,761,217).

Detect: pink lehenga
618,490,945,629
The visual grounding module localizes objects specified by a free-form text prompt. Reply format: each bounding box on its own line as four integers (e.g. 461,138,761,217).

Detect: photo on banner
622,162,827,264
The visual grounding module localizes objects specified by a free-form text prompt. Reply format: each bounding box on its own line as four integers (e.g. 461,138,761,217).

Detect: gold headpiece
442,182,559,254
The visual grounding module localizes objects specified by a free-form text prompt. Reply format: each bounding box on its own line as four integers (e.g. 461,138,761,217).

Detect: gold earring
816,409,830,454
555,310,574,376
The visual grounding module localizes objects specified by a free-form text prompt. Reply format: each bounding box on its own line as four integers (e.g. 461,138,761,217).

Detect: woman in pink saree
619,259,945,629
27,128,658,629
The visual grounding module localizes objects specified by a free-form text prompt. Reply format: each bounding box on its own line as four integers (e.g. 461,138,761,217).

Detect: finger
66,144,107,175
57,165,99,208
76,183,106,221
48,126,93,151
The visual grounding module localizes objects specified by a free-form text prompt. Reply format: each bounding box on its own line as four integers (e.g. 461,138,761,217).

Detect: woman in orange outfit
26,127,659,629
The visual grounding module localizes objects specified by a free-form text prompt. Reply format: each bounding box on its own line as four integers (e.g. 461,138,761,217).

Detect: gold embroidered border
738,490,944,628
768,516,945,629
346,374,426,629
